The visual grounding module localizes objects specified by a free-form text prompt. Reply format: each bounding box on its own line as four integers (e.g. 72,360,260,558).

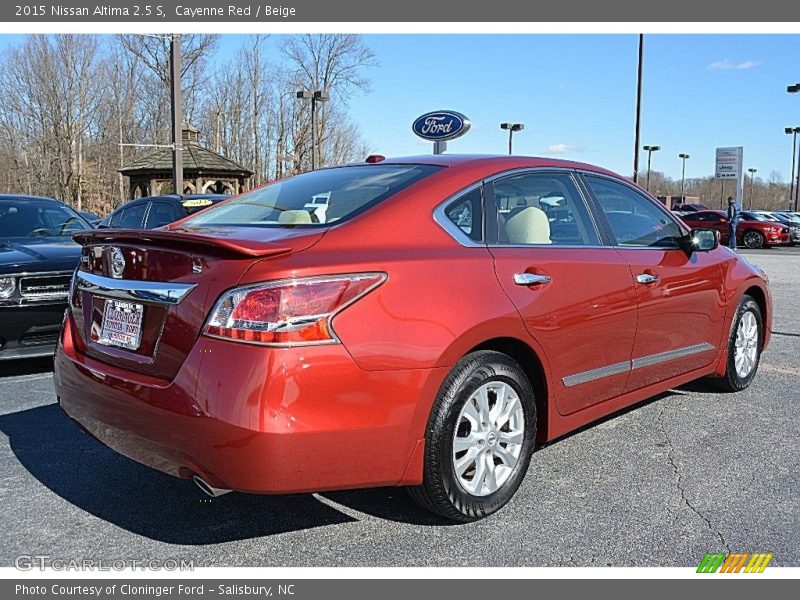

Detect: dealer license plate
98,299,144,350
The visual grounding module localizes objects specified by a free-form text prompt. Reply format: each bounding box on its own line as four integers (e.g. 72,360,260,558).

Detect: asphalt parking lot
1,249,798,568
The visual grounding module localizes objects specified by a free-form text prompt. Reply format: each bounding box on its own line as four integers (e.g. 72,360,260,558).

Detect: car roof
0,194,65,204
373,154,620,177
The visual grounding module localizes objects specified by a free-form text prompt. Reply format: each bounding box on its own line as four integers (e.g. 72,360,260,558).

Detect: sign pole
170,34,183,197
433,141,447,155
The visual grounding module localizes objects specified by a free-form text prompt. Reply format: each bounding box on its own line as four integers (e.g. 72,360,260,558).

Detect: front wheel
407,351,537,522
743,230,765,249
711,295,763,392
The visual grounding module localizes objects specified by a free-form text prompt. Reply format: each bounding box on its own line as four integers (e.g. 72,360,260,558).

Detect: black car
0,195,91,360
99,194,229,229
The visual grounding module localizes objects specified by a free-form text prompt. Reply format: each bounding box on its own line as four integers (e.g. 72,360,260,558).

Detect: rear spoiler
72,228,293,258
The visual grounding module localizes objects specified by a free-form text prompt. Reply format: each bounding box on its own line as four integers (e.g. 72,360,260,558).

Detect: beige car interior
278,209,313,224
497,182,553,245
505,205,552,245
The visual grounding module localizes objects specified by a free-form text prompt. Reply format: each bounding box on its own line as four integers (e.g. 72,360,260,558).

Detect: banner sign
4,1,800,22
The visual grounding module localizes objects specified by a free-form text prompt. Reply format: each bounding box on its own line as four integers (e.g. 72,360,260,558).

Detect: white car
303,193,331,222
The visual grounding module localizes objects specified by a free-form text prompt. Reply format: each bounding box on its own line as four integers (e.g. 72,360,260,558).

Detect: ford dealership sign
412,110,471,142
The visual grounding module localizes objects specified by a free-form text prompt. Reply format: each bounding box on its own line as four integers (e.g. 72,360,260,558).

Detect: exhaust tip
192,475,232,498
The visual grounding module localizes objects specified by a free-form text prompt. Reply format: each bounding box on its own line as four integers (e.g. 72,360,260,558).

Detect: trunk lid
70,226,323,380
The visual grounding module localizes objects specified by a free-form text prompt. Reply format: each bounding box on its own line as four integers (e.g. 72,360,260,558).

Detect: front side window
182,164,442,228
145,201,183,228
586,176,685,248
0,200,88,239
117,203,147,229
491,172,599,246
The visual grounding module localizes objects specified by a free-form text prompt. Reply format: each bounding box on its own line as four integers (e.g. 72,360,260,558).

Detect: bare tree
282,34,377,168
118,34,219,123
0,35,104,209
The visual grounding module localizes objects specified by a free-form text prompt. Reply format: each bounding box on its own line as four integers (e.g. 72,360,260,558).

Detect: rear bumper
55,313,441,494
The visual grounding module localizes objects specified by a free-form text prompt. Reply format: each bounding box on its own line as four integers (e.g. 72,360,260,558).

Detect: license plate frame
98,299,144,351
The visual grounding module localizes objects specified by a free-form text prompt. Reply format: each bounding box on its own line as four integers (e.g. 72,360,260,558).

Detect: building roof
119,139,253,177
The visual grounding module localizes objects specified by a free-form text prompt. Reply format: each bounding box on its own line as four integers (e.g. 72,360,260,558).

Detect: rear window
182,164,442,228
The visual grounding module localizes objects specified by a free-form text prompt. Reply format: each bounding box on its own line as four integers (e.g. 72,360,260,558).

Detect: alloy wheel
734,310,759,378
452,381,525,497
744,231,764,249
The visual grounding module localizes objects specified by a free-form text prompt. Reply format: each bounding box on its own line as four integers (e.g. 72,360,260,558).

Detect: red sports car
55,155,771,521
679,210,790,248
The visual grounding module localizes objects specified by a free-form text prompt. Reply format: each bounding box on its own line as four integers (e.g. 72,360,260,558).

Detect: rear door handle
514,273,551,286
636,273,660,285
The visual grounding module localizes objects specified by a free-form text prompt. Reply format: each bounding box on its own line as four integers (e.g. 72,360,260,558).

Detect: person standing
726,196,739,249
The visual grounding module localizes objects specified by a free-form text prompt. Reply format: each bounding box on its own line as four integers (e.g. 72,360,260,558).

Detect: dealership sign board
715,146,743,179
412,110,471,154
715,146,745,208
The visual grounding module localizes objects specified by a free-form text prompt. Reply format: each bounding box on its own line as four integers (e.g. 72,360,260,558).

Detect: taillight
203,273,386,346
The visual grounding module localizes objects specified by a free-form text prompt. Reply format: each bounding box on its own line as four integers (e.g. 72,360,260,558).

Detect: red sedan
56,155,771,521
680,210,790,248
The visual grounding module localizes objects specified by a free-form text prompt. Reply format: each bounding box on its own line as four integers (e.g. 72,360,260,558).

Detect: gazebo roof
119,128,253,177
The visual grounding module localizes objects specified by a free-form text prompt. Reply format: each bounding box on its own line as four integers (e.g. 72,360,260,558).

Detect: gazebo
119,125,253,199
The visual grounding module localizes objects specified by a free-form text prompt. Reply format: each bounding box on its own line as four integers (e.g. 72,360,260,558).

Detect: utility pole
632,34,644,184
170,34,183,196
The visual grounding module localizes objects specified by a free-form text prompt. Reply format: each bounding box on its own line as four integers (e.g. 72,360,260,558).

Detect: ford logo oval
412,110,471,142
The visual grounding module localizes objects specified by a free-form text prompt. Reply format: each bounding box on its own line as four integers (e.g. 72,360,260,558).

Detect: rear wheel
407,351,537,522
743,230,765,249
711,295,763,392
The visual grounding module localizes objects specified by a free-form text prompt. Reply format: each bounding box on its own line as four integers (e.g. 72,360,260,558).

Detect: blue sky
2,34,799,181
346,35,800,182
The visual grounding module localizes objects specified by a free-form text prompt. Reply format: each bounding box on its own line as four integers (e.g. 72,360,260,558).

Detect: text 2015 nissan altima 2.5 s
55,155,771,522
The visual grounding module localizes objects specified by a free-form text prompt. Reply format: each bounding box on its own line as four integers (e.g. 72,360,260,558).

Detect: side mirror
683,228,719,253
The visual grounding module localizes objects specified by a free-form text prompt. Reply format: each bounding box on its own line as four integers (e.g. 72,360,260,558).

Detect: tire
743,230,765,249
407,351,537,522
710,295,763,392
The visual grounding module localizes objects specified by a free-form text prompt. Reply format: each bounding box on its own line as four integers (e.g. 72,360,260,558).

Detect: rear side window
491,172,599,246
183,164,442,228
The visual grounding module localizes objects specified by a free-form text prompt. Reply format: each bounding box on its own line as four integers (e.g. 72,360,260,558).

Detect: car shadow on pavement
0,403,363,544
0,356,54,378
1,381,722,541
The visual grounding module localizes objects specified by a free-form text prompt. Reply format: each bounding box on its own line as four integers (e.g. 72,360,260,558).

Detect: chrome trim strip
75,270,196,305
631,342,715,370
562,342,715,387
563,360,631,388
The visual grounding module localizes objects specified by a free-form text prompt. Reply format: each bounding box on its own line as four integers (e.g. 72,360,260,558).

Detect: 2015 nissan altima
55,155,771,521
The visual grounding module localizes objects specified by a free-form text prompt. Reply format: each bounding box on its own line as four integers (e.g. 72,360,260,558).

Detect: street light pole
169,34,183,196
786,127,799,211
747,168,757,209
678,153,690,200
788,85,800,210
296,89,330,171
643,145,660,192
500,123,524,155
632,34,644,184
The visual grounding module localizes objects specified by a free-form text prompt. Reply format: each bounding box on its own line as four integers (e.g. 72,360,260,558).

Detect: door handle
636,273,660,285
514,273,552,286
